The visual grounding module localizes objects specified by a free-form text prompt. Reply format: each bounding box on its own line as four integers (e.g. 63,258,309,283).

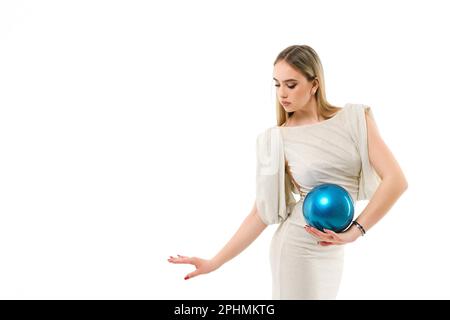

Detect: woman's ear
311,78,319,94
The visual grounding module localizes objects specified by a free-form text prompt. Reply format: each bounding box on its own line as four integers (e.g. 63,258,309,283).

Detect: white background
0,0,448,299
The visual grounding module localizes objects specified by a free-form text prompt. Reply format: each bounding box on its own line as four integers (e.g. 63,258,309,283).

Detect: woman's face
272,60,317,113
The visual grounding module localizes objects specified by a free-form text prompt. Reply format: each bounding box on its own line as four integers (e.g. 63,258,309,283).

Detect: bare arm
210,200,268,270
353,109,408,232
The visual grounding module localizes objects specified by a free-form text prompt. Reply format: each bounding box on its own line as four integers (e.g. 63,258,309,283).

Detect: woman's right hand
167,254,219,280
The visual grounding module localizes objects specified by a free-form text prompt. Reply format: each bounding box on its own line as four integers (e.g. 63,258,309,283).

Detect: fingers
167,254,192,264
323,229,338,236
304,226,344,246
168,255,204,280
184,270,199,280
312,227,329,238
304,225,322,236
318,241,334,246
304,225,333,241
323,229,338,240
323,229,344,244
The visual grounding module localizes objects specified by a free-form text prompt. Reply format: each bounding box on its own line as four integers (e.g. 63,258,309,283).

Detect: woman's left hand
304,225,360,246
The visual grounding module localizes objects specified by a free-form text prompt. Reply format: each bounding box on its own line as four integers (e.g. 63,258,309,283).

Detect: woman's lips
281,101,291,106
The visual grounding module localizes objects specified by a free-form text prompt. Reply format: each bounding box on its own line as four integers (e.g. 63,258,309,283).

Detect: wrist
352,220,367,237
348,224,363,241
210,257,224,271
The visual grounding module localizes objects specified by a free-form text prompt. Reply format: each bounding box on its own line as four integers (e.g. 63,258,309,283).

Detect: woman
167,44,408,299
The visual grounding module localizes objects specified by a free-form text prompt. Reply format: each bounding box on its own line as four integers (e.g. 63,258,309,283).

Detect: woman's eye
274,84,296,89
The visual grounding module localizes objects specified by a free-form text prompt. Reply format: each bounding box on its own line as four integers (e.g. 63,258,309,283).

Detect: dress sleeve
255,127,297,225
347,104,382,201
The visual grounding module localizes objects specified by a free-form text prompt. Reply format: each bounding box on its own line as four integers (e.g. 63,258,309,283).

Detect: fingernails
184,276,189,280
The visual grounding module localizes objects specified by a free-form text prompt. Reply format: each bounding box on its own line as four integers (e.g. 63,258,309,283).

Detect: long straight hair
274,45,341,127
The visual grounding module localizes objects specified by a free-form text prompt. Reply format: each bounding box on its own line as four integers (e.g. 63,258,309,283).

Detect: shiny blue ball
302,183,354,233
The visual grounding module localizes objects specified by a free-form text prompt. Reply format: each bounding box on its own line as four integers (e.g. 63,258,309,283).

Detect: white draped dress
255,103,381,299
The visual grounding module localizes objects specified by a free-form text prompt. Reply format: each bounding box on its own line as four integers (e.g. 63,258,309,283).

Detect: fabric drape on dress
344,104,382,201
255,127,297,225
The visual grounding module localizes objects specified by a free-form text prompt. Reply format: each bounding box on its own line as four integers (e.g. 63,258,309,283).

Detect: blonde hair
273,45,341,126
